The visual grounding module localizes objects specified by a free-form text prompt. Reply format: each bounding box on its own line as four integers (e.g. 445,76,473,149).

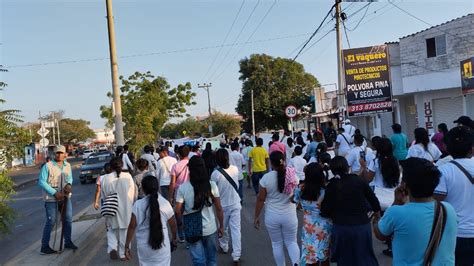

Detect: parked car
82,149,95,160
98,144,108,151
79,154,112,184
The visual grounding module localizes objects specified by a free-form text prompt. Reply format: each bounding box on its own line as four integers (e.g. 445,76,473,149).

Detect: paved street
63,185,392,265
2,159,393,265
0,158,97,264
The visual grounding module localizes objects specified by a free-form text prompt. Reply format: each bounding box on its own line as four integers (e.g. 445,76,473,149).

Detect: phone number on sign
349,101,392,112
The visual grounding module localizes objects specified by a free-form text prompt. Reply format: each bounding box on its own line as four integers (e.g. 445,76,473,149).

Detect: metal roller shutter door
432,96,463,129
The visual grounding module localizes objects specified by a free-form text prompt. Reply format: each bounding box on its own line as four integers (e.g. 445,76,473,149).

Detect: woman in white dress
101,157,137,260
406,128,442,162
124,175,177,266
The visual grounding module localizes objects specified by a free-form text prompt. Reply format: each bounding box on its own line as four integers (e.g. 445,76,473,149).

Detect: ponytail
270,151,286,193
109,157,123,178
141,175,164,250
149,191,164,249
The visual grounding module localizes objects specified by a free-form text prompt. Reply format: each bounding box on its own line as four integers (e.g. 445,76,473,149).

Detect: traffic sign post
39,138,49,147
285,105,297,138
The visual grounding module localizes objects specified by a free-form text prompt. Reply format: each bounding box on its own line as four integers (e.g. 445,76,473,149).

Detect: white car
98,144,108,151
82,149,95,160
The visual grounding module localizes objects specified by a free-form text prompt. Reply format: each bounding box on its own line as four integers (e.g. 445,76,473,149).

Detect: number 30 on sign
285,105,297,118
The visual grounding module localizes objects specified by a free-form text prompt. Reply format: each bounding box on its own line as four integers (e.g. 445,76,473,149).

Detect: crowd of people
38,115,474,266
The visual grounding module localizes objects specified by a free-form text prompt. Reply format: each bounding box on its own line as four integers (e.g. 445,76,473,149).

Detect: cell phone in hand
359,151,366,161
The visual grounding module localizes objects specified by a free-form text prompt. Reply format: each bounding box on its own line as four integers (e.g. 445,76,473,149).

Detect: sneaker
233,257,241,265
64,242,78,250
40,246,58,255
218,246,228,254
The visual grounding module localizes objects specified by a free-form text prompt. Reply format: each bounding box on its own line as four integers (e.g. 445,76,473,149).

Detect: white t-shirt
286,145,295,162
141,153,158,172
343,124,356,136
229,151,246,180
259,171,296,214
211,166,241,209
188,151,198,159
288,155,307,181
132,194,173,262
406,143,442,161
156,156,178,186
435,158,474,237
346,146,373,174
176,181,220,236
336,133,352,156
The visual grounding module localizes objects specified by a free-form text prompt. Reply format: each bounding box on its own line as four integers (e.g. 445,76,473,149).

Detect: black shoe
40,246,58,255
382,248,393,257
64,242,78,250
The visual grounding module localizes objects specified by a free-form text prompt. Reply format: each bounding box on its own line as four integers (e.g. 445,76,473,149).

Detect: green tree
160,118,205,139
24,115,95,144
100,71,196,152
205,112,241,138
0,66,29,234
236,54,319,132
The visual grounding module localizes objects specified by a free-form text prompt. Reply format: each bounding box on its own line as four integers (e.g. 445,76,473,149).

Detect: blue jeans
251,172,266,195
41,200,73,248
188,232,217,266
238,180,243,202
456,237,474,266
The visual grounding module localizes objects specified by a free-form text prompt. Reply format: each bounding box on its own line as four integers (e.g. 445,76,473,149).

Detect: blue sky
1,0,473,129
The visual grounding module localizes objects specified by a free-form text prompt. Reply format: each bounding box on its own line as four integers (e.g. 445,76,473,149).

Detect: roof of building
385,41,399,44
400,13,473,39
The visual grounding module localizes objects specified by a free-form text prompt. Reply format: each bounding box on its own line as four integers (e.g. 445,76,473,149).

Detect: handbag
183,205,204,243
100,175,120,217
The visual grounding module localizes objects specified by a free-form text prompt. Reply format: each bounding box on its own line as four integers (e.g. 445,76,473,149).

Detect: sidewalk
5,205,102,266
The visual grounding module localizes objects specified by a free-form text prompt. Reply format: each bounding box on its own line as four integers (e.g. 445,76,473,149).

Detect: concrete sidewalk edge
5,204,103,265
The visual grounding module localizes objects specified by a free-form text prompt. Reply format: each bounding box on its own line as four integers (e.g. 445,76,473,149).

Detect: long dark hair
296,136,306,148
215,149,230,169
438,123,449,144
414,127,430,150
270,151,286,193
188,156,212,210
377,138,400,188
301,163,325,201
141,175,164,250
109,157,123,177
115,145,124,158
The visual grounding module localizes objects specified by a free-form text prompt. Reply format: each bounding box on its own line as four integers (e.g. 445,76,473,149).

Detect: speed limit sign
285,105,297,118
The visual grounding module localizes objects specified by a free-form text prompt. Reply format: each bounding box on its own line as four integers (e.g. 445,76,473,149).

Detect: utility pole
56,118,61,145
51,112,56,145
198,83,213,136
335,0,345,120
106,0,125,146
251,89,256,137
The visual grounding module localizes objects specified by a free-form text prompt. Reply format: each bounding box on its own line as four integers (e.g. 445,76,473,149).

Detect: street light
198,83,213,136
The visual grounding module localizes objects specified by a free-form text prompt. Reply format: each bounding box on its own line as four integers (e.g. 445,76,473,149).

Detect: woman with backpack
124,175,177,265
174,156,224,266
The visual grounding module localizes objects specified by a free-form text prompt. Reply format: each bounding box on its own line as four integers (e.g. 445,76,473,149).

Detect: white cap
344,119,351,124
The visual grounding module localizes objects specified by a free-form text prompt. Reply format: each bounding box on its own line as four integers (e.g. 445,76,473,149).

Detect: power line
6,32,312,69
202,0,246,81
292,3,336,61
211,0,277,82
207,0,261,81
342,20,351,48
298,29,335,57
346,2,371,31
389,1,474,45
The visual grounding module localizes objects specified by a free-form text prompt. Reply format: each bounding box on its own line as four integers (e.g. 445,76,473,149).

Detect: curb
4,204,103,266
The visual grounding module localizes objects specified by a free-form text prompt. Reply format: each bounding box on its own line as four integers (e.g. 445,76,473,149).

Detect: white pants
218,207,242,259
106,226,127,259
264,210,300,266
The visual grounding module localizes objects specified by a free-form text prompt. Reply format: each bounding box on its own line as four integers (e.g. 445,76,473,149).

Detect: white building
93,128,115,144
348,14,474,140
